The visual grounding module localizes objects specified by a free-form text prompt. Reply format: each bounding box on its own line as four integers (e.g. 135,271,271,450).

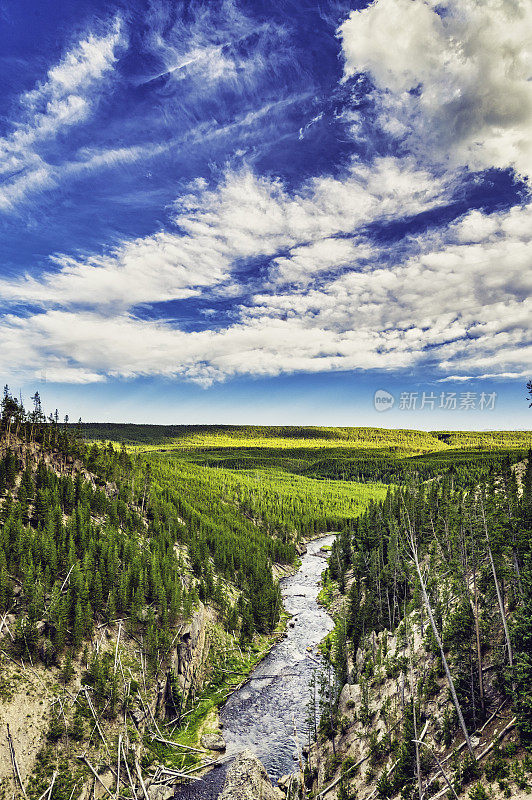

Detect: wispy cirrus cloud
1,0,531,392
0,16,125,210
142,0,290,91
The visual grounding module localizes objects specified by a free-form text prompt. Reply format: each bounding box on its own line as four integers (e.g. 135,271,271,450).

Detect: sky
0,0,531,428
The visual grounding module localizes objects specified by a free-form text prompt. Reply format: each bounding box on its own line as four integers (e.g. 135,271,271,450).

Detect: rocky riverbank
175,534,336,799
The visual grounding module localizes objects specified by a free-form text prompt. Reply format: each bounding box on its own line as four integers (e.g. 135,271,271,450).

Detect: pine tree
73,599,84,647
393,700,416,794
240,602,254,643
48,708,63,742
60,651,75,685
70,705,85,741
510,557,532,742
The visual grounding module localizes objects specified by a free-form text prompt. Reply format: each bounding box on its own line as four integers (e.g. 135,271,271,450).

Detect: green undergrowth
145,612,291,772
317,573,337,612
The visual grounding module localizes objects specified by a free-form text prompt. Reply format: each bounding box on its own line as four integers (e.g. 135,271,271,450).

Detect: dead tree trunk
408,532,475,758
406,615,422,800
472,559,485,714
479,501,513,667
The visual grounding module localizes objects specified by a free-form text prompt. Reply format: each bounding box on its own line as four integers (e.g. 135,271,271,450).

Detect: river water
174,534,335,799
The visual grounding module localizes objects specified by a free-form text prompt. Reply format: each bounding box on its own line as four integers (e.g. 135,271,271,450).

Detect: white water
175,535,335,799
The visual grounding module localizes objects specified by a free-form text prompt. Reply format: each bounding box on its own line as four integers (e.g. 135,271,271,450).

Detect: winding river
175,534,335,799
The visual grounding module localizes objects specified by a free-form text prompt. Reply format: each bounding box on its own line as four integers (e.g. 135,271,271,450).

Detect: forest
0,386,531,800
310,453,532,799
0,387,388,800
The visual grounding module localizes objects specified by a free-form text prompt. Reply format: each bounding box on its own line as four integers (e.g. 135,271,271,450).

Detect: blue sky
0,0,530,427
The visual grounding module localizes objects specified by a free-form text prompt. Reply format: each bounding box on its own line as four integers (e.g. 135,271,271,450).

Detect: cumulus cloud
246,202,532,378
0,17,125,210
0,157,449,310
175,157,449,258
269,238,375,286
1,199,530,384
339,0,532,178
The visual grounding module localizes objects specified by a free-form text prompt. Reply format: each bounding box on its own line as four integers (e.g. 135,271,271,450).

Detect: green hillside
79,422,532,453
432,429,532,449
80,423,532,489
79,423,448,451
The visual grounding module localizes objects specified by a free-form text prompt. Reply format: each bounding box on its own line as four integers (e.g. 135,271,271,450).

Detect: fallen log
78,757,113,798
7,724,28,798
149,734,209,754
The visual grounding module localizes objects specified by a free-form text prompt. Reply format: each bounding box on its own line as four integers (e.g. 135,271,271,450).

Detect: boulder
277,774,291,789
129,708,144,727
219,749,282,800
93,769,114,800
277,772,303,799
201,733,226,751
338,683,361,716
148,787,174,800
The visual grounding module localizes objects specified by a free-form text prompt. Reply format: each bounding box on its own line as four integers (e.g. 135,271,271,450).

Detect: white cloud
438,371,531,382
176,157,449,256
43,20,124,94
0,157,449,310
269,238,375,286
144,0,288,90
0,229,231,310
1,201,530,385
0,17,125,210
339,0,532,178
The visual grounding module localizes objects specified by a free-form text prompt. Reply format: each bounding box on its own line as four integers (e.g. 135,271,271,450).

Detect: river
174,534,336,799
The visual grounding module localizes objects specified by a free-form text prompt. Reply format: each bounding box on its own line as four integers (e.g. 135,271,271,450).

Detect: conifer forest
0,387,531,800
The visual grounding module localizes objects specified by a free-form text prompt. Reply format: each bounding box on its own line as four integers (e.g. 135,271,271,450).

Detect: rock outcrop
219,749,282,800
201,733,226,751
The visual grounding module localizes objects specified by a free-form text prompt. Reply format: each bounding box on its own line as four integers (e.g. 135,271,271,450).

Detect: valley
0,394,531,800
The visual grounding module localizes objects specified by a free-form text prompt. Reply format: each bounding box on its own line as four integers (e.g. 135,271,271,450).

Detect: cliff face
0,607,215,797
306,611,523,800
305,585,530,791
170,604,210,702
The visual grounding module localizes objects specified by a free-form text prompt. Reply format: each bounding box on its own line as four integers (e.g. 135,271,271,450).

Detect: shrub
485,748,510,782
511,758,530,791
468,783,488,800
365,767,375,784
369,731,384,766
461,753,481,786
442,705,455,748
376,772,393,799
47,710,63,742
